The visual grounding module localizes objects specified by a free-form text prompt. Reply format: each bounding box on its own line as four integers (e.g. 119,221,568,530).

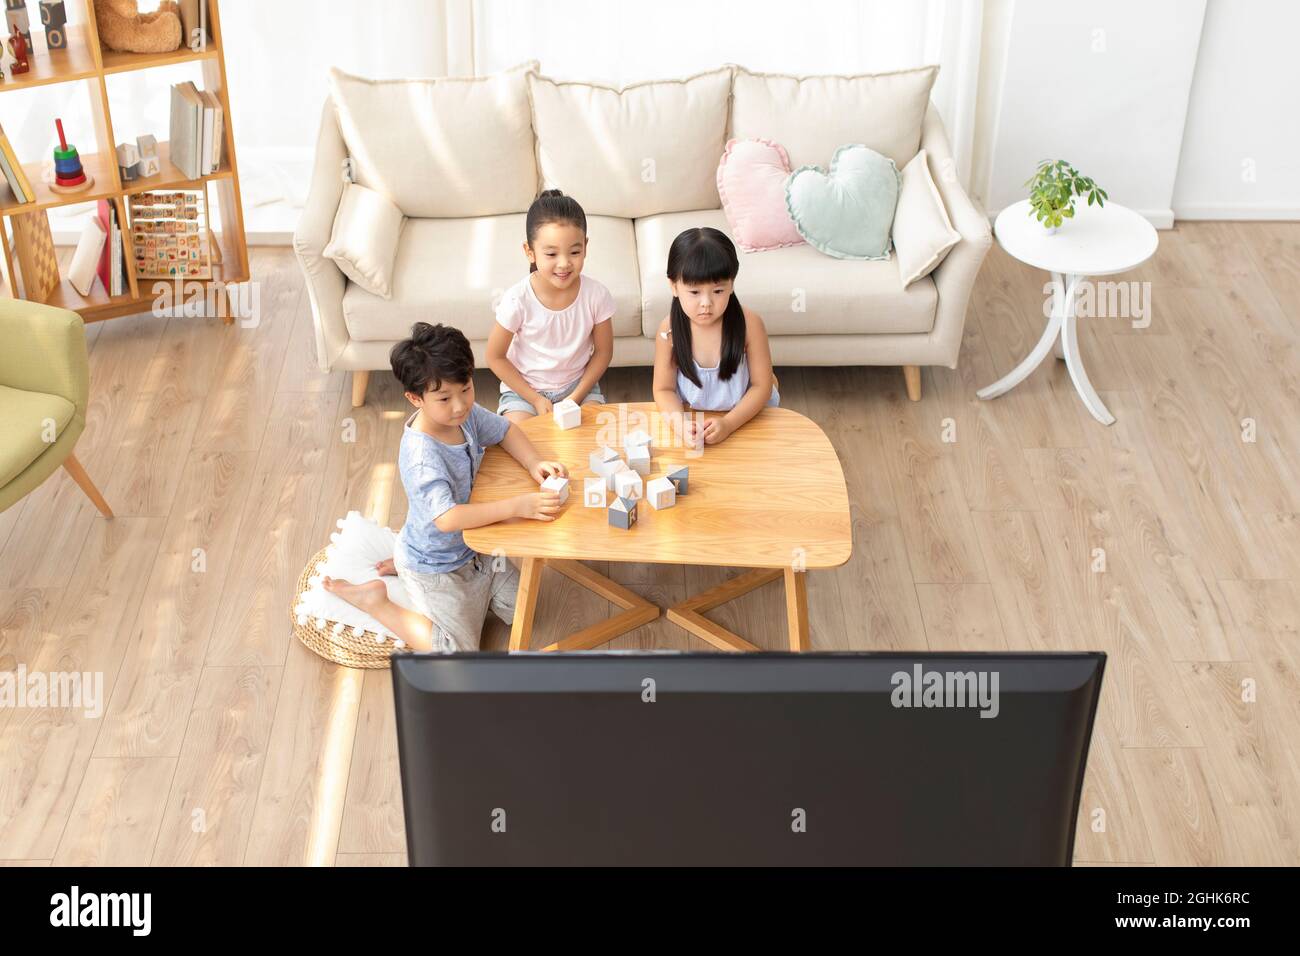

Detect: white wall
981,0,1206,227
1172,0,1300,220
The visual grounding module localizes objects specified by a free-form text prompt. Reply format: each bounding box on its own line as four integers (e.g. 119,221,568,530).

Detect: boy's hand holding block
553,398,581,430
541,474,570,504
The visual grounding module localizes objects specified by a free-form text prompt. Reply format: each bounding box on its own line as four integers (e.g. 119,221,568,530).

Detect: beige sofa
295,64,991,407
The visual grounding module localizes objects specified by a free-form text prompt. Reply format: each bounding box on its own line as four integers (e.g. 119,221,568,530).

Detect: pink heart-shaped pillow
716,138,804,253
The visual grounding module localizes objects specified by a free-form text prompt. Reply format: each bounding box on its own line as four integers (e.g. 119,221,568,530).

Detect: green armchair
0,299,112,518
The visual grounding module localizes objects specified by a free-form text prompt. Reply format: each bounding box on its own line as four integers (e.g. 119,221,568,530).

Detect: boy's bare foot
374,557,396,576
323,576,387,613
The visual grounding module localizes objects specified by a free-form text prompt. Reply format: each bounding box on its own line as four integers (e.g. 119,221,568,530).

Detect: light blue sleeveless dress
676,354,780,412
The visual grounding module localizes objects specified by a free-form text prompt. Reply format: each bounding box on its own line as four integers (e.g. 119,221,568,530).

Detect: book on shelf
199,89,224,174
169,81,206,180
96,200,127,297
0,122,33,205
180,0,209,51
69,218,107,297
169,81,225,181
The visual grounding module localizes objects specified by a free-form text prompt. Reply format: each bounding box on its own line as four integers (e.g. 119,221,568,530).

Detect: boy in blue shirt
324,323,567,651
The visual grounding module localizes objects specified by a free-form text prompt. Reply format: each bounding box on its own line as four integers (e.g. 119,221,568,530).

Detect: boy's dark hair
390,322,474,395
525,189,587,273
666,227,746,387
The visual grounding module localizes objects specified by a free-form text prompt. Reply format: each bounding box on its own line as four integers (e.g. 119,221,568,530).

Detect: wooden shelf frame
0,0,247,322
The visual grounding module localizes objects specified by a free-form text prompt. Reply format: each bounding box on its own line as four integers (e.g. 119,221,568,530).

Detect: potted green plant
1025,159,1107,233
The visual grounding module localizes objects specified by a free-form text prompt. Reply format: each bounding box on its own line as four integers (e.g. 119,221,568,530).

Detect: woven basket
291,547,409,669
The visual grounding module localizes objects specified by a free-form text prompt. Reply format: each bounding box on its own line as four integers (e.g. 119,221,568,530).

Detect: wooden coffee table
465,403,852,652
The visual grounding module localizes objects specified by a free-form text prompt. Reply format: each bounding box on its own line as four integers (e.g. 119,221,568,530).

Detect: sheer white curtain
102,0,982,235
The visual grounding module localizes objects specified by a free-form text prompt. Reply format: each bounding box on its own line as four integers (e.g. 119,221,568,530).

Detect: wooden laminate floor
1,222,1298,866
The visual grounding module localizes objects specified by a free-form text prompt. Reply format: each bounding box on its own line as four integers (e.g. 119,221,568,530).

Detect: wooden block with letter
583,476,606,508
607,496,638,530
646,476,676,510
39,0,66,49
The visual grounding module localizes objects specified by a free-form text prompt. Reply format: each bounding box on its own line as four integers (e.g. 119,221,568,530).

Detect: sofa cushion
892,149,961,287
634,209,937,338
0,384,74,488
730,65,938,170
324,181,405,298
528,69,732,219
327,63,537,218
785,144,900,260
342,214,643,344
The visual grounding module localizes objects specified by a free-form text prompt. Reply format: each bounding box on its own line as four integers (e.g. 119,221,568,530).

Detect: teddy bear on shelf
95,0,182,54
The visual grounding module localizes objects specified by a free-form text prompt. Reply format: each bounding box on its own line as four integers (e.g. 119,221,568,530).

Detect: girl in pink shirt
487,190,615,422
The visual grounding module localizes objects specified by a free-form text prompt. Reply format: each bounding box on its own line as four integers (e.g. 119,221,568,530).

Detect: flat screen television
392,652,1105,866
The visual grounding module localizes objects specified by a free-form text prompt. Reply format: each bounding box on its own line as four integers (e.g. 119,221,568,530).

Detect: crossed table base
466,403,850,654
508,558,809,653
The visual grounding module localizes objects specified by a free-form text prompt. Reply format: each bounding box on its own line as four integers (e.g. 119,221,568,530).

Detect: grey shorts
498,377,605,416
396,552,519,652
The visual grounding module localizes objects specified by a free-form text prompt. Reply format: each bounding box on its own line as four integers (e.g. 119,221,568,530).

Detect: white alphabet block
598,457,627,490
623,429,653,452
553,398,581,430
589,445,619,473
613,468,642,501
646,476,676,510
583,476,607,508
626,444,650,477
541,474,569,504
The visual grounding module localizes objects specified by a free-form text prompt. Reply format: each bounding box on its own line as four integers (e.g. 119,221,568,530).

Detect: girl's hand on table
702,417,731,445
533,396,554,417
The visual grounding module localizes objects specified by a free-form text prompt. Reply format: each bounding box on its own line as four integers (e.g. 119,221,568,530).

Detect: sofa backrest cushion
528,68,732,219
729,65,938,170
327,63,538,218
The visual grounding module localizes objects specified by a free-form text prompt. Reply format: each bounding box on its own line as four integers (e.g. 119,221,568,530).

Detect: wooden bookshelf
0,0,247,324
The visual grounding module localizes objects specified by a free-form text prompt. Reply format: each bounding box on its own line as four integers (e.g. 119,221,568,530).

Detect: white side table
976,199,1158,425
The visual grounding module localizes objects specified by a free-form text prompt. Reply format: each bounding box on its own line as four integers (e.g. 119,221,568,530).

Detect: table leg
1052,273,1068,360
509,556,544,652
784,567,809,651
1061,289,1116,425
976,272,1077,401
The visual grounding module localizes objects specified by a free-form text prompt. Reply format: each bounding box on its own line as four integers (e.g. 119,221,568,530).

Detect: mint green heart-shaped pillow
785,144,900,260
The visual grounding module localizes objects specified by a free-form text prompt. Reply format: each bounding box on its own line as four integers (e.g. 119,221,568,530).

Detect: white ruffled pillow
294,511,416,647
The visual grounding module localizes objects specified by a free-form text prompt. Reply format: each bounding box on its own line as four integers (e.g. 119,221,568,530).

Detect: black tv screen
392,652,1104,866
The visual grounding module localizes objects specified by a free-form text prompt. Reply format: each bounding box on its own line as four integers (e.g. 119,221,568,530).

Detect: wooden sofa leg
351,370,370,408
63,453,113,518
903,365,922,402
